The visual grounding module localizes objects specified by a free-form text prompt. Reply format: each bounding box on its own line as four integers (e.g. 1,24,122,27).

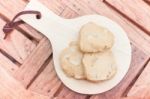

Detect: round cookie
60,42,85,79
79,22,114,53
82,50,117,82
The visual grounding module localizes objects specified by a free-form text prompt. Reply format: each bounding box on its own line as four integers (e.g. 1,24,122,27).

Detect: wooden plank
127,61,150,98
27,0,66,15
56,85,87,99
29,60,61,97
0,65,49,99
60,0,95,15
77,0,150,56
0,52,19,74
0,18,36,64
90,45,149,99
0,0,26,20
38,0,66,15
19,24,44,41
14,37,52,87
119,96,141,99
105,0,150,35
15,38,52,87
60,7,79,18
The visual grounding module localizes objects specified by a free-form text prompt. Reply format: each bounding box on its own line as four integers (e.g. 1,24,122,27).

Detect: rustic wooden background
0,0,150,99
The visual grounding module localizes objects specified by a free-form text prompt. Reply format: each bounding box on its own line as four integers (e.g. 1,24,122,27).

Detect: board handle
3,10,41,39
20,0,69,41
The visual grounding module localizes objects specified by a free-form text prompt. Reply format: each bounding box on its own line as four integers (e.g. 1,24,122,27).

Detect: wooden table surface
0,0,150,99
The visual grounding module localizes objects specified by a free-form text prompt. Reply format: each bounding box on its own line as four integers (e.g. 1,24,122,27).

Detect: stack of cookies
60,22,117,82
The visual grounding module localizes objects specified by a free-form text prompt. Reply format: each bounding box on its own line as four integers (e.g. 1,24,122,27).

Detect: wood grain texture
0,52,18,74
120,96,141,99
38,0,66,15
0,0,44,41
14,37,52,87
80,0,150,56
60,7,79,18
29,60,61,97
127,61,150,98
56,85,87,99
0,0,26,20
0,18,36,64
0,65,49,99
27,0,66,15
105,0,150,35
90,45,149,99
60,0,95,15
19,24,44,41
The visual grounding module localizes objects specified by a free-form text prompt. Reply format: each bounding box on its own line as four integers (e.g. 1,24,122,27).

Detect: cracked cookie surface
60,42,85,79
79,22,114,53
82,50,117,82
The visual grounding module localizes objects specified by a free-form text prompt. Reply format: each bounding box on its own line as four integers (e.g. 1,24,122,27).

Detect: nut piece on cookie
82,50,117,82
79,22,114,52
60,41,85,79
